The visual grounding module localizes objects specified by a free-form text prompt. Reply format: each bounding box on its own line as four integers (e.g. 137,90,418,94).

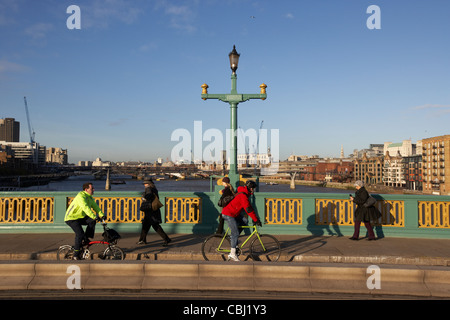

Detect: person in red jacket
221,180,262,261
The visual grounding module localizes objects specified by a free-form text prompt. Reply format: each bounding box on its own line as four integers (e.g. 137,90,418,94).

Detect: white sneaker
228,248,240,262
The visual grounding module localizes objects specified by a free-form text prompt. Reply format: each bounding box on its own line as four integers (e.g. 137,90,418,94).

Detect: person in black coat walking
137,179,171,246
349,180,381,241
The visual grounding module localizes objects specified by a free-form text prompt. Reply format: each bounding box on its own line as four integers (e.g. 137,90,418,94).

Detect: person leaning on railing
64,182,106,260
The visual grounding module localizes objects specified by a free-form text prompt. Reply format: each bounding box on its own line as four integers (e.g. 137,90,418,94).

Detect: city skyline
1,1,450,164
0,115,434,165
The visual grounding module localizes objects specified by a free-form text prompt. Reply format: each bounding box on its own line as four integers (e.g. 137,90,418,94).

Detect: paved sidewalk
1,232,450,266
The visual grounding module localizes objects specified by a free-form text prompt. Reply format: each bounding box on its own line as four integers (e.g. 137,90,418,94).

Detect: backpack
218,194,234,207
218,192,244,208
102,227,121,244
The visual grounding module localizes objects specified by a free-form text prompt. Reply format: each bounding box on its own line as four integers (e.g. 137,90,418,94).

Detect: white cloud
0,59,28,74
285,13,294,19
413,104,450,110
108,118,128,127
412,104,450,117
155,0,198,33
0,0,19,26
0,59,29,81
139,42,158,52
24,23,53,40
82,0,143,29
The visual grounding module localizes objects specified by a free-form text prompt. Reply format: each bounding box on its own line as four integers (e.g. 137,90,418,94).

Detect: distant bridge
63,165,267,180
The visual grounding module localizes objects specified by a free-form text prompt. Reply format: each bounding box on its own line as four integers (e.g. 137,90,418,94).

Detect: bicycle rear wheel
57,245,75,260
250,234,281,262
102,245,125,260
201,234,230,261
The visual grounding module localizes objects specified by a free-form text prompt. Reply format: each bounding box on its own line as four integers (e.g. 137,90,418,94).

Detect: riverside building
421,135,450,195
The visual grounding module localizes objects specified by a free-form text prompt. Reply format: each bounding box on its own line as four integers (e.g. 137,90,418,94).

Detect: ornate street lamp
201,45,267,188
229,45,240,74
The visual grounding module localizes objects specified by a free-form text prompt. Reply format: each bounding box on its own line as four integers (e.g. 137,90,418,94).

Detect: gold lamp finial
201,83,209,100
260,83,267,100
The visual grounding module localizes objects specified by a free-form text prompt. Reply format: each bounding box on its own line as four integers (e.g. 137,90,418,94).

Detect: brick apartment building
404,154,423,191
421,135,450,195
353,153,384,185
300,160,353,182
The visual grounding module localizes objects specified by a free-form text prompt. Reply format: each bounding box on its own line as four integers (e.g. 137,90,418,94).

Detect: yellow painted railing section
315,199,354,226
94,197,141,223
265,198,302,224
165,197,202,223
1,195,449,231
67,196,202,224
418,201,450,228
378,200,404,227
68,197,141,223
315,199,404,227
0,197,54,223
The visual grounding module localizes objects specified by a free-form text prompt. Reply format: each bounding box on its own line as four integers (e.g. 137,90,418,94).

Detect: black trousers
66,216,97,251
139,212,169,242
215,214,225,234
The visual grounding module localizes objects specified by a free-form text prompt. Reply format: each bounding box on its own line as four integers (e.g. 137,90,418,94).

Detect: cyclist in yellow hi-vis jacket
65,182,106,260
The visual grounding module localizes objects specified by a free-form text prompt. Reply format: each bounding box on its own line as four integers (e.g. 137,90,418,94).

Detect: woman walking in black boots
137,179,171,246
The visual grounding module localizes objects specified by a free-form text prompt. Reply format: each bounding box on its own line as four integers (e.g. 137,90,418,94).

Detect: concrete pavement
1,232,450,298
1,232,450,266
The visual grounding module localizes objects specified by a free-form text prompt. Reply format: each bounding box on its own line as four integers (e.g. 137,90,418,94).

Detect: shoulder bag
152,195,164,211
363,195,377,207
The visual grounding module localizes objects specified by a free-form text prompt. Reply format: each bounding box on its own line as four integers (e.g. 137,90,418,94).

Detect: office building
0,141,45,165
46,147,68,165
0,118,20,142
384,140,416,157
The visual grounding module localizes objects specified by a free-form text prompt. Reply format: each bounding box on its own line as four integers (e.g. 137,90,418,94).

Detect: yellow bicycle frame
216,225,266,253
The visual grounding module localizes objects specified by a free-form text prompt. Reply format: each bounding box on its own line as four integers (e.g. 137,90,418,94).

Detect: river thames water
20,174,351,194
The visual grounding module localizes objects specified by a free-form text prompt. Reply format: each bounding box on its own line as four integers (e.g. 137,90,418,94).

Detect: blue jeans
222,213,248,248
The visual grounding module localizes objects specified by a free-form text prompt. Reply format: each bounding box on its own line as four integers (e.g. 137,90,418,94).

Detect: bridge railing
1,191,450,238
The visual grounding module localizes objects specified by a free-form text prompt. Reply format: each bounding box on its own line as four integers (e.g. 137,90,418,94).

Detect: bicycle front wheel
201,234,230,261
102,245,125,260
250,234,281,262
57,245,75,260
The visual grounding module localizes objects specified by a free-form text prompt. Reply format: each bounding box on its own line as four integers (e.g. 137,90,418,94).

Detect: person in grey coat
349,180,381,240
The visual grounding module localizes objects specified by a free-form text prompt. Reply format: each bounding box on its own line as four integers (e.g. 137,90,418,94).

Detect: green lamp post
201,45,267,188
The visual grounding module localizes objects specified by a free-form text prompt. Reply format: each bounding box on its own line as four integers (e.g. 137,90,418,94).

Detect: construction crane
23,96,35,144
23,96,37,164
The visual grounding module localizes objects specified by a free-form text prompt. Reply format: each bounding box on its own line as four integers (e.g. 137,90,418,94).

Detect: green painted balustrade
1,191,450,238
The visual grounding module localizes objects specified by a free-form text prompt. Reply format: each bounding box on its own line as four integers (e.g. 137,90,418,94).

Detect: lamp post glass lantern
201,45,267,188
229,45,240,74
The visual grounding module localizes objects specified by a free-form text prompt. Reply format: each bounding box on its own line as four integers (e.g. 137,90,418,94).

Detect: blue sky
1,0,450,164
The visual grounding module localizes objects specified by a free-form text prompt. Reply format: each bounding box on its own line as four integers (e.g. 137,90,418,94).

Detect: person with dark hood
349,180,381,241
137,179,171,246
